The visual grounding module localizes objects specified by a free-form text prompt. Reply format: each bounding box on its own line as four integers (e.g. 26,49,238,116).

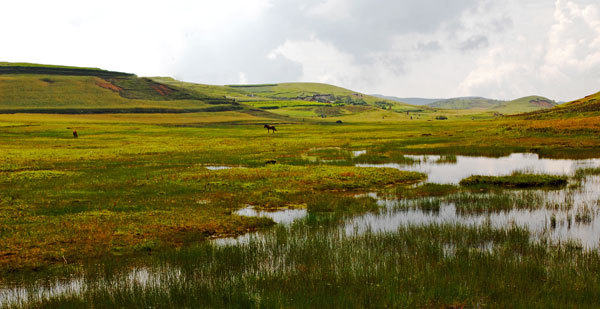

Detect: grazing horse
264,124,277,133
73,130,78,138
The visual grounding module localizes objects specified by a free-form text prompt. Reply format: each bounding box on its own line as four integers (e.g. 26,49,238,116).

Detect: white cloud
308,0,352,21
457,0,600,100
268,37,364,87
238,72,248,84
0,0,271,76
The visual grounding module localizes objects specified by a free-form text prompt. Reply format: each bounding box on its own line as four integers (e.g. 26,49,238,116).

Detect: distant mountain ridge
373,94,557,114
371,95,441,106
427,97,502,110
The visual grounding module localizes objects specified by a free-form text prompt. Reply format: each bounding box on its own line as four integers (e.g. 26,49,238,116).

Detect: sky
2,0,600,101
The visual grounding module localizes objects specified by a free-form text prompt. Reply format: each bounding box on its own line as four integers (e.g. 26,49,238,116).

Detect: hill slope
522,91,600,119
0,63,252,115
371,95,442,106
153,80,427,119
427,97,502,110
0,62,434,121
228,83,417,109
492,96,556,114
423,95,556,115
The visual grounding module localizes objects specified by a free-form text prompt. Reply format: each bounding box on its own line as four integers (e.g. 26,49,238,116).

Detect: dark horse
73,130,78,138
264,124,277,133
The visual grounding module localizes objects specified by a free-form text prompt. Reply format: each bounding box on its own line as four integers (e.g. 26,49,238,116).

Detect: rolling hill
492,96,557,114
152,79,426,119
427,97,502,110
0,62,426,121
521,91,600,119
421,95,556,115
227,83,416,109
372,94,557,114
371,95,441,106
0,63,265,117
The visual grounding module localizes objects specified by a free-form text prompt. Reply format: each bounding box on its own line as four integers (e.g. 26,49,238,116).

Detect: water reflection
230,153,600,248
357,153,600,184
234,206,307,224
346,176,600,248
205,166,239,170
352,150,367,157
213,207,308,246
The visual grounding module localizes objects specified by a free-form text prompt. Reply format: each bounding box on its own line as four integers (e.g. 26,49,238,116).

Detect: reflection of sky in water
357,153,600,184
346,176,600,249
352,150,367,157
234,207,307,224
228,151,600,248
205,166,238,170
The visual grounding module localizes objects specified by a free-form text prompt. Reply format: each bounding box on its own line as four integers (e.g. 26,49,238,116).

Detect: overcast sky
2,0,599,101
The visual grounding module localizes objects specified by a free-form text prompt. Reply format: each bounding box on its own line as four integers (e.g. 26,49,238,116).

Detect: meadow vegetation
8,221,600,308
459,173,568,188
2,64,600,307
0,109,596,277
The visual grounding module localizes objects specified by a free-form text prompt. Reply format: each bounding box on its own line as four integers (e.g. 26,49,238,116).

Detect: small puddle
352,150,367,157
213,206,308,246
234,206,307,224
204,166,242,170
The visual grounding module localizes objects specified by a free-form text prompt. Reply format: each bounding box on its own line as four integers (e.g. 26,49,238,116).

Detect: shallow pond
357,153,600,184
345,176,600,248
227,153,600,248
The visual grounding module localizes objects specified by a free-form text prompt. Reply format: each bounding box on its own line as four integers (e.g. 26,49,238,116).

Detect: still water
357,153,600,184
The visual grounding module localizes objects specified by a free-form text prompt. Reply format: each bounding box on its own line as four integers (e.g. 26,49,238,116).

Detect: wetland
2,115,600,308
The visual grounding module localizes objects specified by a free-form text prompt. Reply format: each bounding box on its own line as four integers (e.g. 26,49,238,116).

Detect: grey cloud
268,0,481,59
167,0,598,101
459,35,489,51
490,17,513,33
174,0,484,83
416,41,442,52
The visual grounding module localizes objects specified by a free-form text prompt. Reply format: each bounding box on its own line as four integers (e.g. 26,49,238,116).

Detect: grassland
459,173,568,188
426,95,556,115
2,63,600,307
427,97,502,110
153,78,428,119
1,109,599,276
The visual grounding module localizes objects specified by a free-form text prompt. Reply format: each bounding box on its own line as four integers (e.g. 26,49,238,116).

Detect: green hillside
0,63,256,115
0,63,424,121
426,95,556,115
153,80,426,119
491,96,556,114
522,91,600,119
227,82,415,109
427,97,502,110
371,95,440,106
